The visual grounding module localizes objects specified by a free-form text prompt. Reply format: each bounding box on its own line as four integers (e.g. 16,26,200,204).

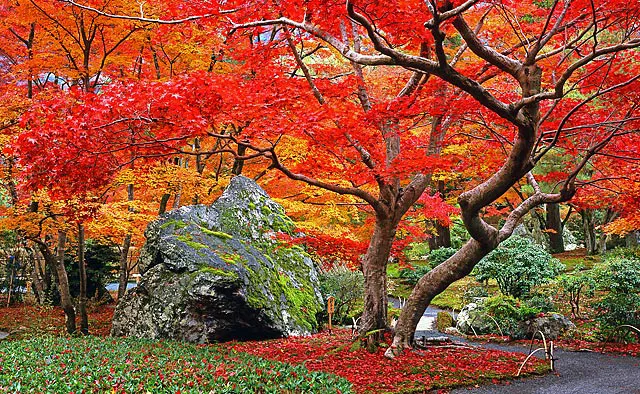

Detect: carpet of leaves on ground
0,304,113,339
468,334,640,357
524,339,640,357
227,330,549,393
0,336,352,393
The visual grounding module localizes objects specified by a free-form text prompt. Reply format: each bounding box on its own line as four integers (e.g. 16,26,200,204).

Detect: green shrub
404,242,431,261
319,264,364,324
476,294,555,337
604,246,640,261
522,292,556,315
398,264,432,285
592,257,640,333
450,218,470,249
428,247,457,266
557,265,595,319
462,285,489,305
436,311,454,332
399,247,457,285
475,236,564,298
482,295,522,336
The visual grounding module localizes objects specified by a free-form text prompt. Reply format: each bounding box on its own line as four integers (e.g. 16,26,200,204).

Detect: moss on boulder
112,176,323,342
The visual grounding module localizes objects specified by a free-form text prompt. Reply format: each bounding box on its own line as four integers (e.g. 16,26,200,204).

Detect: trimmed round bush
475,236,564,298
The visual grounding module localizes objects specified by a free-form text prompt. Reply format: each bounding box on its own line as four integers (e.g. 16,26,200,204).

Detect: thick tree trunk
386,240,488,357
359,218,397,347
546,203,564,253
53,231,76,334
77,223,88,334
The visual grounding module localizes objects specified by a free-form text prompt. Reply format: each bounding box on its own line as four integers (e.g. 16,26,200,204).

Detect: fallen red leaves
228,330,548,393
0,303,114,339
519,339,640,357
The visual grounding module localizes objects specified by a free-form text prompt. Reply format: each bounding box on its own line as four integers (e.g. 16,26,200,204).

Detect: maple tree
2,0,640,356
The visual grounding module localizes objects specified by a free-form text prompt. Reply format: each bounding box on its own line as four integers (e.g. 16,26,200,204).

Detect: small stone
444,327,462,336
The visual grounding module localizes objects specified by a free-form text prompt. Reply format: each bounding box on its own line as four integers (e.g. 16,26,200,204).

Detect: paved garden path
414,325,640,394
450,340,640,394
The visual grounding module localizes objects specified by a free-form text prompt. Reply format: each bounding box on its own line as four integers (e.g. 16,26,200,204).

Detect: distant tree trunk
546,203,564,253
626,231,639,247
428,220,452,250
158,193,171,215
77,223,88,334
581,210,597,255
50,231,76,334
427,181,452,250
28,247,46,304
118,183,134,300
172,157,182,209
232,143,248,175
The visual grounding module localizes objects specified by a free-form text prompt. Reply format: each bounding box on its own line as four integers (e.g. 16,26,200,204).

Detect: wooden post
327,296,335,334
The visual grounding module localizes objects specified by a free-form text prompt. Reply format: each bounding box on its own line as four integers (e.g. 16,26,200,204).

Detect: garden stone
111,176,323,343
444,327,462,336
0,331,8,340
456,302,494,335
519,313,576,340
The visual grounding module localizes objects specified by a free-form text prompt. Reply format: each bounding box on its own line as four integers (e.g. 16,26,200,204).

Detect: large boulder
518,313,576,340
111,176,323,342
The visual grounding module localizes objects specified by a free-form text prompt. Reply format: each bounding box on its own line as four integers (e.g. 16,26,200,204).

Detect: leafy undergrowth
1,306,551,393
553,248,599,271
0,304,114,339
228,330,548,393
0,336,351,393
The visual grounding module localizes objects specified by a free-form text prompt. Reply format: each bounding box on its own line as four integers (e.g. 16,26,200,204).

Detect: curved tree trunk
386,240,487,354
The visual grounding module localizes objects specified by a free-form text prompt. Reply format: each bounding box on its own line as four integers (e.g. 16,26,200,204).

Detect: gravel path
413,329,640,394
451,341,640,394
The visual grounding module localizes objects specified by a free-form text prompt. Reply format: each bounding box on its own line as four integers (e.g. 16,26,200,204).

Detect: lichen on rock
111,176,323,342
